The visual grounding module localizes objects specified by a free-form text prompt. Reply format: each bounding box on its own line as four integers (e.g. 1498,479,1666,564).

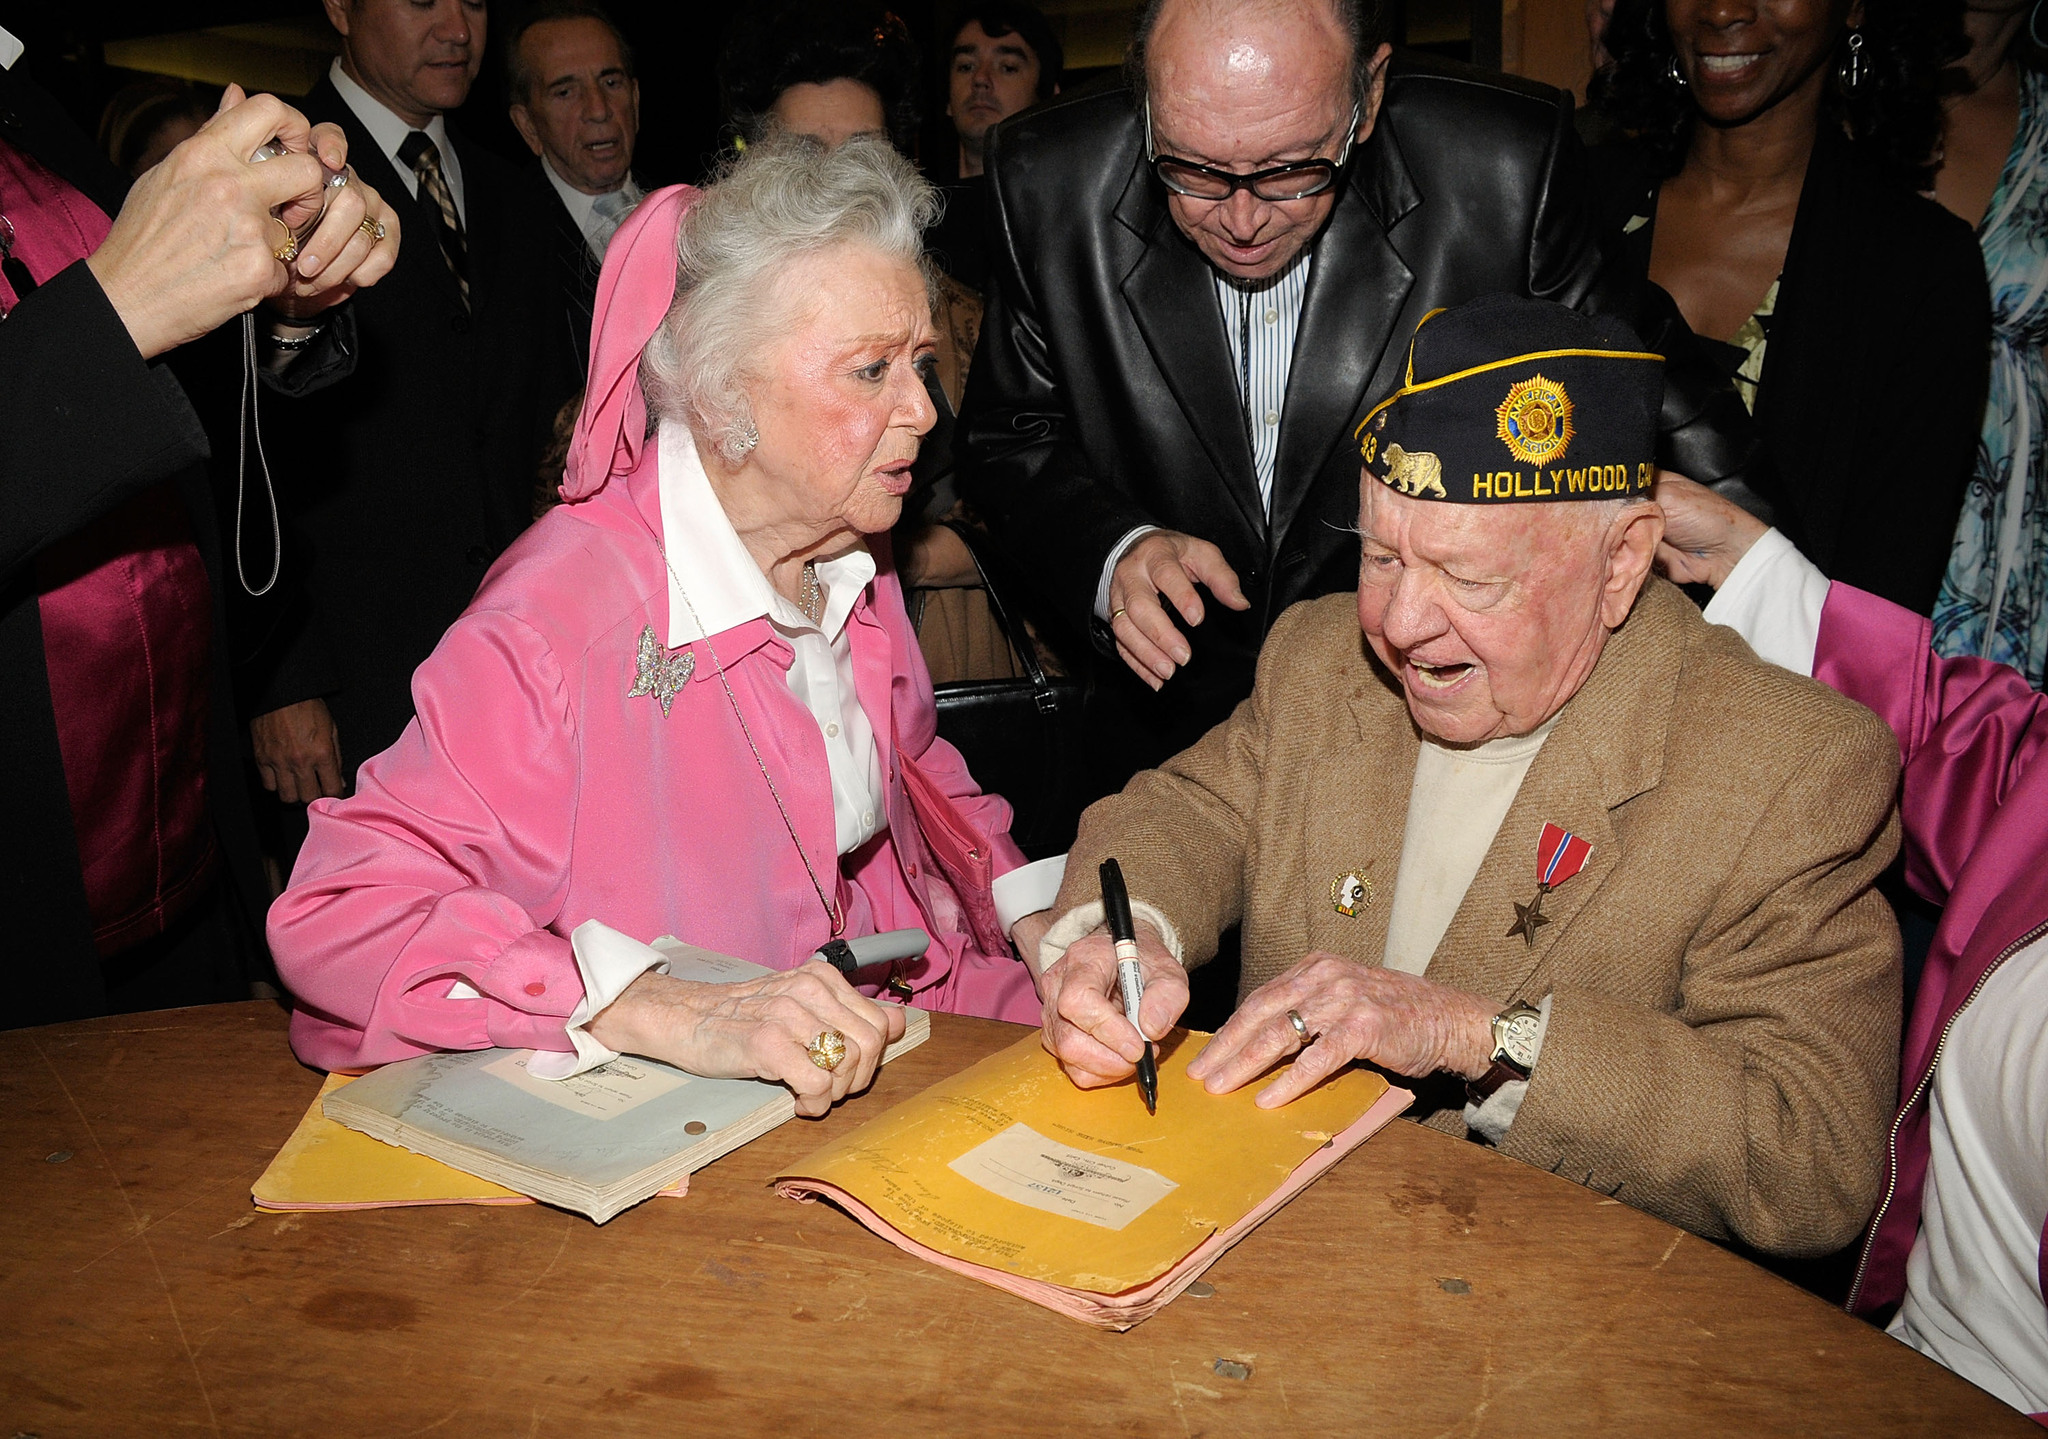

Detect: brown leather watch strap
1466,1057,1528,1104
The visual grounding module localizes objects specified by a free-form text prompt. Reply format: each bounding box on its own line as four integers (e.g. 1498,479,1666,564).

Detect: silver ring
1287,1009,1310,1046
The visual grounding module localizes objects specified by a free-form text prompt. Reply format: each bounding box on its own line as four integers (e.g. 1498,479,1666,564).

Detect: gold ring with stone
359,215,387,242
807,1029,847,1071
271,216,300,266
1287,1009,1311,1046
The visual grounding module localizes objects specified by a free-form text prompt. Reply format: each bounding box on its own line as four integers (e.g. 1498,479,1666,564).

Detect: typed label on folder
949,1122,1178,1231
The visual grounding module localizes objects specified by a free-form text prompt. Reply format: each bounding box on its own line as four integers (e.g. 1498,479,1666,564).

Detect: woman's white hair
640,132,940,464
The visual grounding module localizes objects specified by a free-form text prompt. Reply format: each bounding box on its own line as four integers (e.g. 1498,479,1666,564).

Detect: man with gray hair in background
959,0,1755,805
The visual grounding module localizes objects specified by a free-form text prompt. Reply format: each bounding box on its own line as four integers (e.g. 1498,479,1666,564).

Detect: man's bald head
1131,0,1392,282
1126,0,1387,113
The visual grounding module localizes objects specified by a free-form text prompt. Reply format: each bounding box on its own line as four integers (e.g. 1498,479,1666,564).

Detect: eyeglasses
1144,98,1362,202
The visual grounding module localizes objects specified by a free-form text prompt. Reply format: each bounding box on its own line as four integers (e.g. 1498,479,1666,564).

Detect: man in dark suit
251,0,570,813
504,1,642,394
0,26,395,1025
959,0,1751,784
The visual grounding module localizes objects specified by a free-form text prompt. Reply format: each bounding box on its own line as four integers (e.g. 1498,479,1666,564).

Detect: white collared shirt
656,424,886,855
540,153,642,261
329,58,466,224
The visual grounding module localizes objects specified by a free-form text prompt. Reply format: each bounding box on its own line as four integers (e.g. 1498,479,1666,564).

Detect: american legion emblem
1330,866,1374,917
1494,374,1575,466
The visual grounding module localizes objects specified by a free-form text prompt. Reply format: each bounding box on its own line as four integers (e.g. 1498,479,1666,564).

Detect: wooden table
0,1004,2027,1437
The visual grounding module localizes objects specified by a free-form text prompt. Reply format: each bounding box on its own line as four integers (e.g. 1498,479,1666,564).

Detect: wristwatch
1467,1000,1543,1104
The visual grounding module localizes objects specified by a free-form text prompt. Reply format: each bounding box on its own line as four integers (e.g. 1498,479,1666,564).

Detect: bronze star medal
1506,823,1594,948
627,624,694,716
1506,891,1552,945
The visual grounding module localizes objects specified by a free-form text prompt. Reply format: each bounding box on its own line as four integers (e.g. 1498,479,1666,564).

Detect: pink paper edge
777,1083,1415,1329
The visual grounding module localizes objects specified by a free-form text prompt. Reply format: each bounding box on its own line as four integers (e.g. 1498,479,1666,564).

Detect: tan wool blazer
1058,578,1903,1257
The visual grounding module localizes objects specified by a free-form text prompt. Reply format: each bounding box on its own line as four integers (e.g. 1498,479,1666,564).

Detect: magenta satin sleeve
1814,584,2048,906
268,611,585,1072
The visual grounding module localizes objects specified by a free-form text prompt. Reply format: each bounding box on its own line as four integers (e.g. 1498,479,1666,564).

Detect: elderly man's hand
1187,953,1498,1108
1037,925,1189,1087
1108,530,1251,689
587,961,908,1117
86,85,397,359
1653,472,1769,592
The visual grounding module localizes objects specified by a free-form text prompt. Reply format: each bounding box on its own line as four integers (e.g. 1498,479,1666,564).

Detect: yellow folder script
780,1029,1392,1293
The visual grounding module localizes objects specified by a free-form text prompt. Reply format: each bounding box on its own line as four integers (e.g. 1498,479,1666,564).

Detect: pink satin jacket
1820,587,2048,1325
269,457,1040,1072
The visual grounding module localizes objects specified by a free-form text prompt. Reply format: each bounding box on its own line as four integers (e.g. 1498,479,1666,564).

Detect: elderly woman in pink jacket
269,135,1052,1115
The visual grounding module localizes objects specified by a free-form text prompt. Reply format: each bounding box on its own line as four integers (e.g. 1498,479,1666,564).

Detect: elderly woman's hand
1037,925,1189,1088
585,961,907,1116
85,84,397,360
1187,953,1498,1108
1653,472,1770,592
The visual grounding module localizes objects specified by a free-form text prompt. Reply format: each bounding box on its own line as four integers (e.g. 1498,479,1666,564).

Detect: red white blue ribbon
1536,821,1593,891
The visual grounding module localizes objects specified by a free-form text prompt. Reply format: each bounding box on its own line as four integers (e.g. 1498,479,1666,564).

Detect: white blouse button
825,722,839,737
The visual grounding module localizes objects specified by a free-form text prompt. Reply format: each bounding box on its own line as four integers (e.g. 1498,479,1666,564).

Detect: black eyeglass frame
1143,98,1364,203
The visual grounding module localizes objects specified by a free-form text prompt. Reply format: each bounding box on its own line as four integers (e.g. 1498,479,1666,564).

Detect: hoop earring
1666,54,1688,87
1839,28,1867,90
2032,0,2046,50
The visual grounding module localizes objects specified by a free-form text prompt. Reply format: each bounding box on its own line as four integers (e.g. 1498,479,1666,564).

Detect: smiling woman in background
268,136,1047,1112
1589,0,1991,615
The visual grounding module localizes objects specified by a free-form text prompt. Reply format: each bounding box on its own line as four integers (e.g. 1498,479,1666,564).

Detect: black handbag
929,521,1092,860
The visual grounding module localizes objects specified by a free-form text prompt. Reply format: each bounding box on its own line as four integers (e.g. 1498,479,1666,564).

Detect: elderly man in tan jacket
1031,296,1902,1256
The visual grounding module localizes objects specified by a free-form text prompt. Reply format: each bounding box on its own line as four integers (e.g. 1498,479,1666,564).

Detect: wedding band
1287,1009,1311,1046
1110,607,1128,622
807,1029,847,1071
359,215,387,242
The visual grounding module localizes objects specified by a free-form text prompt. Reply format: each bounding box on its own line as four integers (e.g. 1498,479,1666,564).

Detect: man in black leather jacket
958,0,1752,784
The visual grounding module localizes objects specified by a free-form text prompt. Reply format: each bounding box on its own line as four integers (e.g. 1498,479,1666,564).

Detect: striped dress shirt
1213,252,1313,513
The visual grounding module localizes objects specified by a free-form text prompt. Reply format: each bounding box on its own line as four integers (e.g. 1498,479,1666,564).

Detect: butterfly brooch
627,625,694,716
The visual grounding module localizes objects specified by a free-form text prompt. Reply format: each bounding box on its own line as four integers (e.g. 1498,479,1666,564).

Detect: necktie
397,130,468,309
588,187,634,260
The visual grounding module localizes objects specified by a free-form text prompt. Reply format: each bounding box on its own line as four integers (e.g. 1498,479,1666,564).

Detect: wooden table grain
0,1002,2027,1437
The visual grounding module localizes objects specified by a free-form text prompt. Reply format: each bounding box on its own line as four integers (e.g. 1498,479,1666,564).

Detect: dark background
3,0,1478,186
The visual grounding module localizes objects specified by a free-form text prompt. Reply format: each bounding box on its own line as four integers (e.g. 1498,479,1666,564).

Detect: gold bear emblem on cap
1382,444,1447,499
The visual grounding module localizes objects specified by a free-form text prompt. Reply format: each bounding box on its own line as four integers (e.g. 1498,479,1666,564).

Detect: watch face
1501,1012,1542,1069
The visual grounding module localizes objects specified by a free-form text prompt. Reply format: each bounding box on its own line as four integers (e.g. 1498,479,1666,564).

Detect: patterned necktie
397,130,469,309
588,187,634,260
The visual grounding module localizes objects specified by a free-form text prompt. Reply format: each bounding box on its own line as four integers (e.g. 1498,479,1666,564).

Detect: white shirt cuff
993,854,1069,933
1094,526,1165,622
1036,899,1184,974
1464,993,1552,1145
1700,527,1828,679
524,920,672,1080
